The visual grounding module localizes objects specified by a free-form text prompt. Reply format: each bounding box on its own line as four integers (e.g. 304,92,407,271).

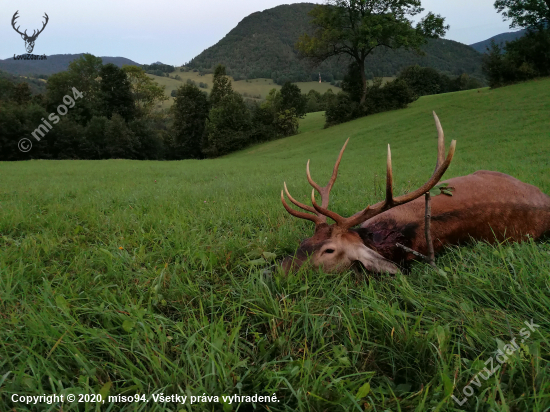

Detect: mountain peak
187,3,484,83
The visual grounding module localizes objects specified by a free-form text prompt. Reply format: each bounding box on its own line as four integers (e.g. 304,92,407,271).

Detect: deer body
356,170,550,265
280,113,550,275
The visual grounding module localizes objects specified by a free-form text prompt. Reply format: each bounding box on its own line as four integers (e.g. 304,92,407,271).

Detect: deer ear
353,244,400,274
21,34,25,39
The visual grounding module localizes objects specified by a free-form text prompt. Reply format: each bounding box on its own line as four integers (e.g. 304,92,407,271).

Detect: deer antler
11,12,49,40
11,11,26,37
281,138,349,225
33,13,49,39
283,112,457,230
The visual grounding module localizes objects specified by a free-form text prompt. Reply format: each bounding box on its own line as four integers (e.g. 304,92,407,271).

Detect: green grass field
1,79,549,411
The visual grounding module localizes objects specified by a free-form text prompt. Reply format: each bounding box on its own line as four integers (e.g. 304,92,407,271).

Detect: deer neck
352,220,419,263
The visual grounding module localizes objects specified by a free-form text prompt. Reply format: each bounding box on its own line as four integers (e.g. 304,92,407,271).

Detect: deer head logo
11,11,49,54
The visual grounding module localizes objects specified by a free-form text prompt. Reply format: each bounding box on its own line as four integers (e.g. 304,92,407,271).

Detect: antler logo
11,11,49,53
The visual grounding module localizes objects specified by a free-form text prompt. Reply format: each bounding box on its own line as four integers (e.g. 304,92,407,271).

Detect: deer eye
323,248,335,255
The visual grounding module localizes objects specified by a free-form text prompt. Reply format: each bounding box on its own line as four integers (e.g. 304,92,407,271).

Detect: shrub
129,118,165,160
397,65,442,97
81,116,109,159
365,78,416,114
325,92,359,127
306,95,320,113
280,82,307,118
325,78,416,127
103,114,140,159
450,73,483,91
248,103,278,143
320,89,337,111
398,65,484,96
275,108,299,136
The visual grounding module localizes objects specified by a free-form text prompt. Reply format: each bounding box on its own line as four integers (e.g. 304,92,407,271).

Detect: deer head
12,11,49,54
281,112,456,274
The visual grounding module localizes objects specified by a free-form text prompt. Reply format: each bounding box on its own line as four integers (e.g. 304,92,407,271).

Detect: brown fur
361,170,550,262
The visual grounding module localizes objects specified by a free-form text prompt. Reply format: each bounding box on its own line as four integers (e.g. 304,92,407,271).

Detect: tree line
142,63,176,77
482,29,550,87
481,1,549,89
0,58,309,161
0,52,487,161
173,65,310,158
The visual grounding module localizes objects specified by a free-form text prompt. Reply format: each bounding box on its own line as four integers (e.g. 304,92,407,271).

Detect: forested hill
0,54,140,76
187,3,485,83
469,29,527,53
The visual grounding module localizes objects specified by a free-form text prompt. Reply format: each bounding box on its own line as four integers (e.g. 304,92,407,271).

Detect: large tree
209,65,233,106
122,65,168,118
494,0,550,29
172,83,209,159
98,64,135,122
46,54,103,123
296,0,448,103
280,82,307,117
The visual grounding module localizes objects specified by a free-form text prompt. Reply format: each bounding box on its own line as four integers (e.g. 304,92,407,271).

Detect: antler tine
27,13,49,40
328,137,349,191
391,139,456,206
310,189,346,225
306,160,322,194
433,111,445,171
281,190,322,225
307,138,349,209
284,182,318,215
11,11,25,36
337,113,456,230
335,144,394,228
37,13,49,35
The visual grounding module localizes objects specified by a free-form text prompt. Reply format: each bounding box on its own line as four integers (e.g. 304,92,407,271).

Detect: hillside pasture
1,79,549,411
148,71,345,109
149,71,393,109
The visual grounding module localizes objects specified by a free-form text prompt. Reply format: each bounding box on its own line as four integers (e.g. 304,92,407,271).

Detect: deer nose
281,256,294,274
281,252,309,274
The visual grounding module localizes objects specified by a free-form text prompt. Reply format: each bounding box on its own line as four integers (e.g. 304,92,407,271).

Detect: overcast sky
0,1,518,64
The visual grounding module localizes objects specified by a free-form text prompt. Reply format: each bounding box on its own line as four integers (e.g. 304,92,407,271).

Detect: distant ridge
0,54,141,76
469,30,527,53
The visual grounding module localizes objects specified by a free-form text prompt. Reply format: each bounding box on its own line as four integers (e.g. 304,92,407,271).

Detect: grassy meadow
1,78,550,411
150,71,394,109
149,71,356,109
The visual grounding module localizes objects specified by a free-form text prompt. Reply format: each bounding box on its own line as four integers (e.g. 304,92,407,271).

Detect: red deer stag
281,112,550,274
